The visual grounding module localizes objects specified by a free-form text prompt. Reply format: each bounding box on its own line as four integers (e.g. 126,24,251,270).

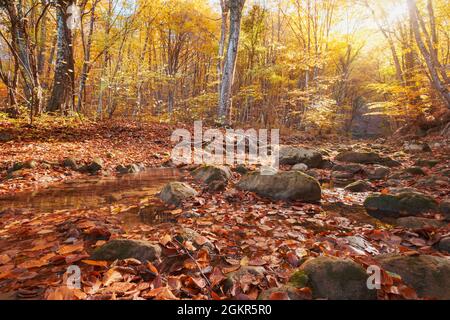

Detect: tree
407,0,450,108
218,0,246,125
47,0,75,113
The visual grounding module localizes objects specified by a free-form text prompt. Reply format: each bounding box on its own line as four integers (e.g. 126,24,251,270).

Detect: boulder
403,142,432,153
8,160,37,173
159,182,198,206
237,171,321,202
90,239,161,263
364,192,438,218
344,180,373,193
81,158,103,174
365,165,390,180
62,157,79,170
278,146,323,168
438,237,450,253
224,266,265,292
404,166,426,176
332,164,363,174
299,257,377,300
415,159,439,168
292,163,308,172
395,217,446,229
439,200,450,220
375,254,450,300
234,164,249,175
116,164,143,174
335,151,384,164
191,165,231,185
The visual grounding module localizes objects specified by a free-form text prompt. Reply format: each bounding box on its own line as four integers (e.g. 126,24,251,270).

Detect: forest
0,0,449,301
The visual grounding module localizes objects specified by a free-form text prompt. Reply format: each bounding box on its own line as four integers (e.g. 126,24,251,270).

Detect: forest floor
0,117,449,300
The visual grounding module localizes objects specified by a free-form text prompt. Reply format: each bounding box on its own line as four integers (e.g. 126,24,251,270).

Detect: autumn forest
0,0,449,303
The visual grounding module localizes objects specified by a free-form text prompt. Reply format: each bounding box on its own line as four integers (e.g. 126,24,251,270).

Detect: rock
237,171,321,202
415,159,439,168
0,132,13,142
292,163,308,172
81,158,103,174
331,171,354,180
335,151,384,164
345,180,373,193
174,228,214,252
365,165,390,180
404,166,426,176
404,141,432,153
299,257,377,300
116,164,143,174
234,164,249,175
319,159,334,169
364,192,438,218
278,146,323,167
159,182,198,206
395,217,446,229
62,157,79,170
439,200,450,220
332,163,363,174
438,237,450,253
8,160,37,173
90,239,161,263
224,266,265,292
382,159,402,168
375,255,450,300
191,165,231,185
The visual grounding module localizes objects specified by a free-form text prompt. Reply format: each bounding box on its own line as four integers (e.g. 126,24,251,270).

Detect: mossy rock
90,239,161,263
288,270,309,288
299,256,377,300
364,192,438,219
375,254,450,299
335,151,384,164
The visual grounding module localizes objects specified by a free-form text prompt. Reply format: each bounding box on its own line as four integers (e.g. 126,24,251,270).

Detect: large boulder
237,171,321,202
278,146,323,168
159,182,198,206
90,239,161,263
364,192,438,219
299,257,377,300
375,255,450,300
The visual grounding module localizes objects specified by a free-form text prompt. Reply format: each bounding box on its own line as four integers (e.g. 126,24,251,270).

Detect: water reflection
0,168,182,212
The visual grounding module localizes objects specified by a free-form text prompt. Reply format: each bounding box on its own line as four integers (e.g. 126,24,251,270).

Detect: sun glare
385,1,409,24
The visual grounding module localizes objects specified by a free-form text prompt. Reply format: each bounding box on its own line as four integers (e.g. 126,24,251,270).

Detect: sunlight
385,1,409,24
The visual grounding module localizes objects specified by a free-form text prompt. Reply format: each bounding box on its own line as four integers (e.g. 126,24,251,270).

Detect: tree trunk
218,0,245,125
408,0,450,108
47,1,75,113
77,0,99,113
217,0,229,98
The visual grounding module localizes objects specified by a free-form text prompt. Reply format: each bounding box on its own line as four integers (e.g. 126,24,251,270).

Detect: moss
288,270,309,288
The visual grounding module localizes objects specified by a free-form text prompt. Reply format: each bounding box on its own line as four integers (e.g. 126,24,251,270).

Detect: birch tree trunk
218,0,245,125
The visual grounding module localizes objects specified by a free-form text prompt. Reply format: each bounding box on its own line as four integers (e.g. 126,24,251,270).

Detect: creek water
0,168,182,216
